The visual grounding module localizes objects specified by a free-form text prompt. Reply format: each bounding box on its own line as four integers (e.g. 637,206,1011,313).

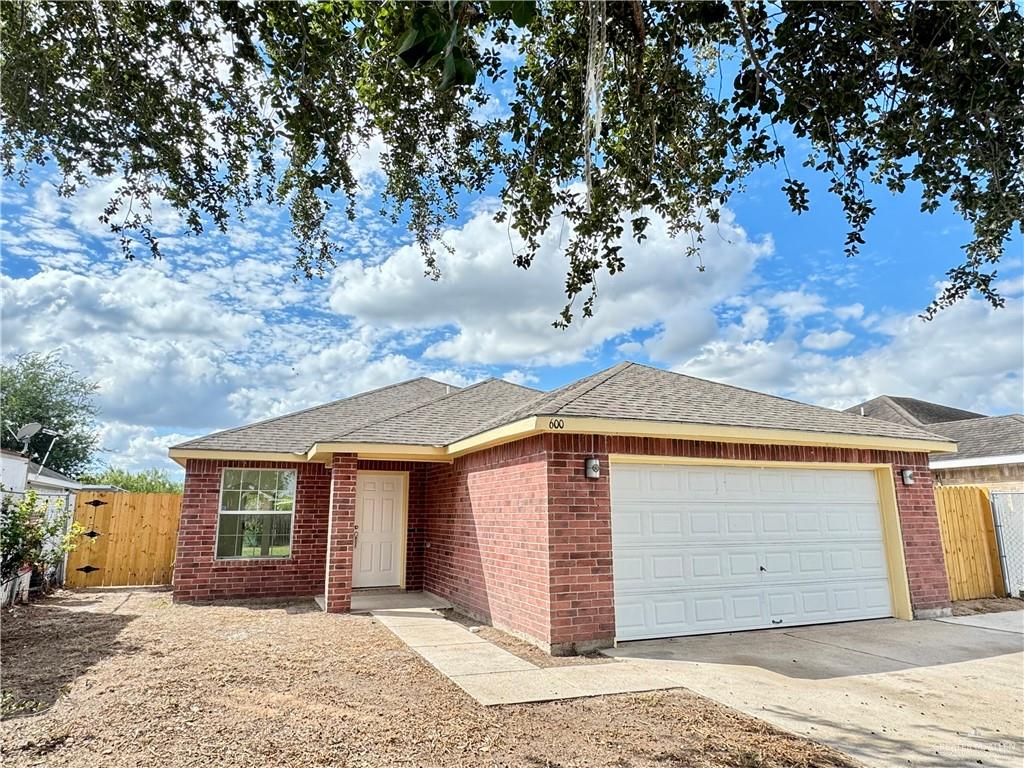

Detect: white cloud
94,422,198,477
679,290,1024,415
835,303,865,321
802,329,854,351
329,206,772,366
764,289,827,321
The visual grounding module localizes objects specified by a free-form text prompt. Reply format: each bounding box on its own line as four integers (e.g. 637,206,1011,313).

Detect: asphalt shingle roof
928,415,1024,461
27,461,76,483
175,362,952,455
845,395,986,427
174,378,458,453
333,379,542,446
464,362,949,443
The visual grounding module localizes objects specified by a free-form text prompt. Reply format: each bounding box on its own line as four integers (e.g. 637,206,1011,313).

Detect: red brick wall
889,457,952,611
173,459,330,602
421,436,552,645
175,434,950,646
545,435,615,651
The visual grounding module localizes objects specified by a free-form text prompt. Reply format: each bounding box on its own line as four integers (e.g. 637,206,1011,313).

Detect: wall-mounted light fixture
584,457,601,479
901,469,915,486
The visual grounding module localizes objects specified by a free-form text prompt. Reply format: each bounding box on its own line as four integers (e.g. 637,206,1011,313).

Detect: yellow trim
446,417,542,458
608,456,914,621
168,448,308,467
308,443,448,463
354,470,410,590
875,469,914,620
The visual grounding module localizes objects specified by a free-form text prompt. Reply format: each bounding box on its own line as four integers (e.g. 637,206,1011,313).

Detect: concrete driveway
606,611,1024,768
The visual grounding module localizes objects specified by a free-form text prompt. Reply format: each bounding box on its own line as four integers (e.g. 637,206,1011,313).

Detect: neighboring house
1,448,81,499
847,396,1024,491
170,362,956,654
0,449,81,604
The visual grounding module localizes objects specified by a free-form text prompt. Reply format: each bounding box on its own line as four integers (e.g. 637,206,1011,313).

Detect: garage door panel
611,463,894,640
613,501,881,544
614,542,888,591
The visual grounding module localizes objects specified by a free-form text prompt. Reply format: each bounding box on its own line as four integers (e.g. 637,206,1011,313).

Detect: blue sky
1,98,1022,476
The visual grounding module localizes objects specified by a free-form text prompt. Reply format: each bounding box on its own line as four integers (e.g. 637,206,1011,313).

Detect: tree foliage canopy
2,1,1021,324
79,466,184,494
0,352,99,476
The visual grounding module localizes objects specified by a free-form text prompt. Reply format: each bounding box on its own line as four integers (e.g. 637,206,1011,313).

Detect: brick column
325,453,358,613
892,457,952,616
546,436,616,654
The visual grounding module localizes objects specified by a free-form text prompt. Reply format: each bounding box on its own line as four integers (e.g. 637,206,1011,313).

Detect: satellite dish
15,423,41,441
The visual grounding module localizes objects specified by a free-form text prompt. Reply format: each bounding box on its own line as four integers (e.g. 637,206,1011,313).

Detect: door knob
759,565,767,572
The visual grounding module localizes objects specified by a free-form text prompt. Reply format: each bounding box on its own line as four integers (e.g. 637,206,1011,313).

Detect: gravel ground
1,589,855,768
951,597,1024,615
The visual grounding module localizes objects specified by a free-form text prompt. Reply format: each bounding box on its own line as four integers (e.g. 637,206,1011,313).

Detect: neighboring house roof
25,461,81,490
845,395,986,427
173,362,951,461
174,377,458,454
465,362,947,443
927,415,1024,464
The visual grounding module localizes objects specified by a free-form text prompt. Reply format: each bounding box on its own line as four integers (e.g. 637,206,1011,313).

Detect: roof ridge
449,361,631,442
327,377,540,442
548,361,634,414
882,397,924,426
172,376,455,449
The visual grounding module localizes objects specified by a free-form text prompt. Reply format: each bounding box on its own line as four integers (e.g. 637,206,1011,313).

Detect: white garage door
611,463,893,640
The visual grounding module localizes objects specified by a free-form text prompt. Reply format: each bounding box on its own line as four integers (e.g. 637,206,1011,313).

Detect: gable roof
330,379,542,446
173,378,458,454
172,362,955,463
845,395,986,428
27,461,78,485
928,414,1024,462
463,362,947,443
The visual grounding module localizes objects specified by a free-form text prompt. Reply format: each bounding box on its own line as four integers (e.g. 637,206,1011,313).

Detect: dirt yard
1,589,854,768
952,596,1024,615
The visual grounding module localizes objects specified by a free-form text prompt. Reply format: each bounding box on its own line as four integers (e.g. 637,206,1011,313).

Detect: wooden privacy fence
934,485,1005,601
65,492,182,588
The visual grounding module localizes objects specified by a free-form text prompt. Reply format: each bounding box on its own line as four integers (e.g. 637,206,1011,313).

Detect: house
847,396,1024,491
0,448,81,502
0,449,81,605
170,362,957,654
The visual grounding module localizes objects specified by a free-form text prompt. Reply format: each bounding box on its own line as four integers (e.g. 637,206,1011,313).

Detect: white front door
353,473,406,588
611,463,893,641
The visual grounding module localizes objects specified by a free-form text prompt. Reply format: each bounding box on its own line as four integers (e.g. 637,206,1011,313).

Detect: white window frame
214,467,298,560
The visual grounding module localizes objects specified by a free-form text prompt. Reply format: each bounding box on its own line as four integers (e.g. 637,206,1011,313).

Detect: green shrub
1,490,84,591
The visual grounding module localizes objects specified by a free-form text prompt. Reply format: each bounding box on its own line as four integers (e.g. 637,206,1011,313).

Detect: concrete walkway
371,607,684,705
606,614,1024,768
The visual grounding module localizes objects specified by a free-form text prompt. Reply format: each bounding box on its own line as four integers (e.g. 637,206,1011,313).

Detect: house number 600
548,419,565,429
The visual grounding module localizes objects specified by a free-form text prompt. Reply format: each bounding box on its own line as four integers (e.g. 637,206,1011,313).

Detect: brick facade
421,436,552,646
173,459,330,601
325,454,357,613
175,434,951,653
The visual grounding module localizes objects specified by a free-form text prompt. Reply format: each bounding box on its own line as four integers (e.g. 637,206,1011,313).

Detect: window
216,469,296,558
